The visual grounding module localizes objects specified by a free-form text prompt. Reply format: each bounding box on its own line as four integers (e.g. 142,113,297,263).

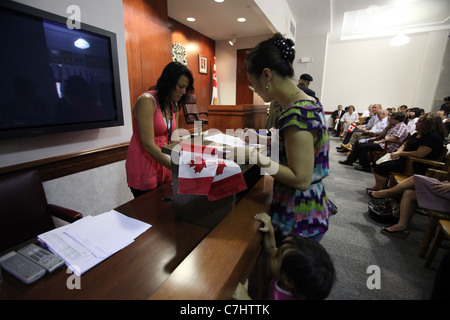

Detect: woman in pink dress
126,62,194,198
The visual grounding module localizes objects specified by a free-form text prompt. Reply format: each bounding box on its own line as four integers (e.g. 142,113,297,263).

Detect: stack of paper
38,210,151,275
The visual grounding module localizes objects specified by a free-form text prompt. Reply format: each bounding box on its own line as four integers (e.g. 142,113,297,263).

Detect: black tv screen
0,1,124,139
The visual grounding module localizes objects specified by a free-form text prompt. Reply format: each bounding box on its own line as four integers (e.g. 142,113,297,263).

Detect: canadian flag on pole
211,56,218,105
178,142,247,200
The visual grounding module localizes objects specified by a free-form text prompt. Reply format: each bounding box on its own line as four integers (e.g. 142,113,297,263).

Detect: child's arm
254,213,276,254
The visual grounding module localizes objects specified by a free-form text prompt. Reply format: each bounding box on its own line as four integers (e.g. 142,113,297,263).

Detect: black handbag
328,199,338,216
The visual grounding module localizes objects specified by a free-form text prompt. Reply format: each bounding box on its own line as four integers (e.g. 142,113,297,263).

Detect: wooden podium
207,104,268,132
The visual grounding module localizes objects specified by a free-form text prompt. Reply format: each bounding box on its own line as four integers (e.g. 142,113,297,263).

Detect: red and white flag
177,142,247,200
207,158,247,201
347,122,357,132
211,56,218,105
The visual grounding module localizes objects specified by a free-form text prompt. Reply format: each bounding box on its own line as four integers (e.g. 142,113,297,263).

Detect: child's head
270,234,336,300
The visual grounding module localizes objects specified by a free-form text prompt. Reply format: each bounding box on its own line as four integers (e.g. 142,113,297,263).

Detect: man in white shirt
338,109,389,151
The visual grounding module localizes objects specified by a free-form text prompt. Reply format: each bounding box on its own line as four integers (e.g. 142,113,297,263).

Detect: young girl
235,33,330,242
233,213,335,300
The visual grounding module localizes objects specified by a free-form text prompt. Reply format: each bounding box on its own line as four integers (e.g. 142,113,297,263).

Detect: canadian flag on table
178,142,247,201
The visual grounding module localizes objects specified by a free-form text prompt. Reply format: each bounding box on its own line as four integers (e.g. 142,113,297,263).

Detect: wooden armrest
47,204,83,223
403,157,445,177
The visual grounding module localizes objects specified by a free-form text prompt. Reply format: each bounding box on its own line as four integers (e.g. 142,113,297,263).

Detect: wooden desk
0,183,209,300
150,175,273,300
0,176,273,300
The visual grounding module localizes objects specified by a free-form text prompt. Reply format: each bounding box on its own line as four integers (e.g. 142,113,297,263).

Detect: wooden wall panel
170,18,215,118
236,48,253,105
123,0,171,112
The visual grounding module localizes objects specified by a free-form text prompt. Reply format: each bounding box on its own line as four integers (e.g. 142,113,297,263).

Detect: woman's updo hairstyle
245,33,295,78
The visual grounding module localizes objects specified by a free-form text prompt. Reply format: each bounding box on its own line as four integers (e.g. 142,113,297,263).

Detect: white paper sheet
38,210,151,275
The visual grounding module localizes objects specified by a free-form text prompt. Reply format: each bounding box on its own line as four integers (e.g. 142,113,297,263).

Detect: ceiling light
214,0,224,2
187,17,195,22
229,36,237,46
390,33,410,46
237,18,246,22
74,38,89,49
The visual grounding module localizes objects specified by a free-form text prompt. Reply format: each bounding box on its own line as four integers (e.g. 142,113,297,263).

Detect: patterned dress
271,100,330,238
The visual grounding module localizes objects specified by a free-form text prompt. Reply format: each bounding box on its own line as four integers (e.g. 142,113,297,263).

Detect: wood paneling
207,104,268,132
236,48,253,104
123,0,172,113
0,143,129,182
170,18,215,131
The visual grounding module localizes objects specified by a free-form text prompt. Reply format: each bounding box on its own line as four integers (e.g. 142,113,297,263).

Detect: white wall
2,0,134,219
215,34,271,105
321,31,449,113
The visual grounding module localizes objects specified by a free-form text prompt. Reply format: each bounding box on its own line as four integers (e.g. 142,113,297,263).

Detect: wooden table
0,183,209,300
0,176,273,300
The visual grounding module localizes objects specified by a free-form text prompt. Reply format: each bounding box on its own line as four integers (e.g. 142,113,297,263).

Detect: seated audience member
331,104,344,135
338,112,408,172
339,104,380,143
361,104,373,119
232,213,335,300
398,105,408,117
368,112,446,190
439,96,450,115
367,175,450,238
405,107,421,134
339,105,359,137
338,107,388,152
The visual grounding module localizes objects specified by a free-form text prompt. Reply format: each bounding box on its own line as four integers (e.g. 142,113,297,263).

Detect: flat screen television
0,1,124,139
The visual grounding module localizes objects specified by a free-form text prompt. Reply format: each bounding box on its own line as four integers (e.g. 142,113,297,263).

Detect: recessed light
187,17,195,22
237,17,246,22
214,0,224,3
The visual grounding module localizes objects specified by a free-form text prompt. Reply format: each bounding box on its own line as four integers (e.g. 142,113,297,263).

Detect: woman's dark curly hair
420,112,446,138
149,61,194,112
245,32,295,78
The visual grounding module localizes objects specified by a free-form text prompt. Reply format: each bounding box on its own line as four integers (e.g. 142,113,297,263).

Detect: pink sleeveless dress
126,91,176,191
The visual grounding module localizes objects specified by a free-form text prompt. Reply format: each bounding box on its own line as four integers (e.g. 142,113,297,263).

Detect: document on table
203,132,262,150
38,210,151,275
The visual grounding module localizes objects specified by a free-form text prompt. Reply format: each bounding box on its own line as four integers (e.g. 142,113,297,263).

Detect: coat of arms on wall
172,43,187,66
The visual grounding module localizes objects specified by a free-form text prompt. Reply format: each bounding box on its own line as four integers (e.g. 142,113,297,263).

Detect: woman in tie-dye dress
244,33,330,242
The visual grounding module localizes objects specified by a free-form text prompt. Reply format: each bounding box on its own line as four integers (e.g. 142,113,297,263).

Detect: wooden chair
417,168,450,260
0,170,83,252
388,145,449,188
424,220,450,268
368,136,409,164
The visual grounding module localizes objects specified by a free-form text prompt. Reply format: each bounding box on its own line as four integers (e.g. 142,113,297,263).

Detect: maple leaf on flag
216,160,227,175
188,156,207,173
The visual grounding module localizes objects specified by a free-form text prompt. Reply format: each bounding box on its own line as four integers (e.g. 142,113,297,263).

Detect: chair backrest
183,94,199,123
0,170,55,251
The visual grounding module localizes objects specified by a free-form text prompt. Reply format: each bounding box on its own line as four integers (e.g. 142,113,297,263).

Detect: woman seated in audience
367,112,446,191
367,175,450,238
405,107,421,135
338,112,409,172
339,105,359,136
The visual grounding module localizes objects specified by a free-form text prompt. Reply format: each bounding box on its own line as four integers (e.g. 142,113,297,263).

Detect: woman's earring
265,85,269,90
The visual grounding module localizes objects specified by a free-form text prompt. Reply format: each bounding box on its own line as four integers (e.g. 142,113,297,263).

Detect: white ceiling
168,0,450,43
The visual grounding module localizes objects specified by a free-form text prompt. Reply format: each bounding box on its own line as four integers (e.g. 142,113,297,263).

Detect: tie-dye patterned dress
271,100,330,239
